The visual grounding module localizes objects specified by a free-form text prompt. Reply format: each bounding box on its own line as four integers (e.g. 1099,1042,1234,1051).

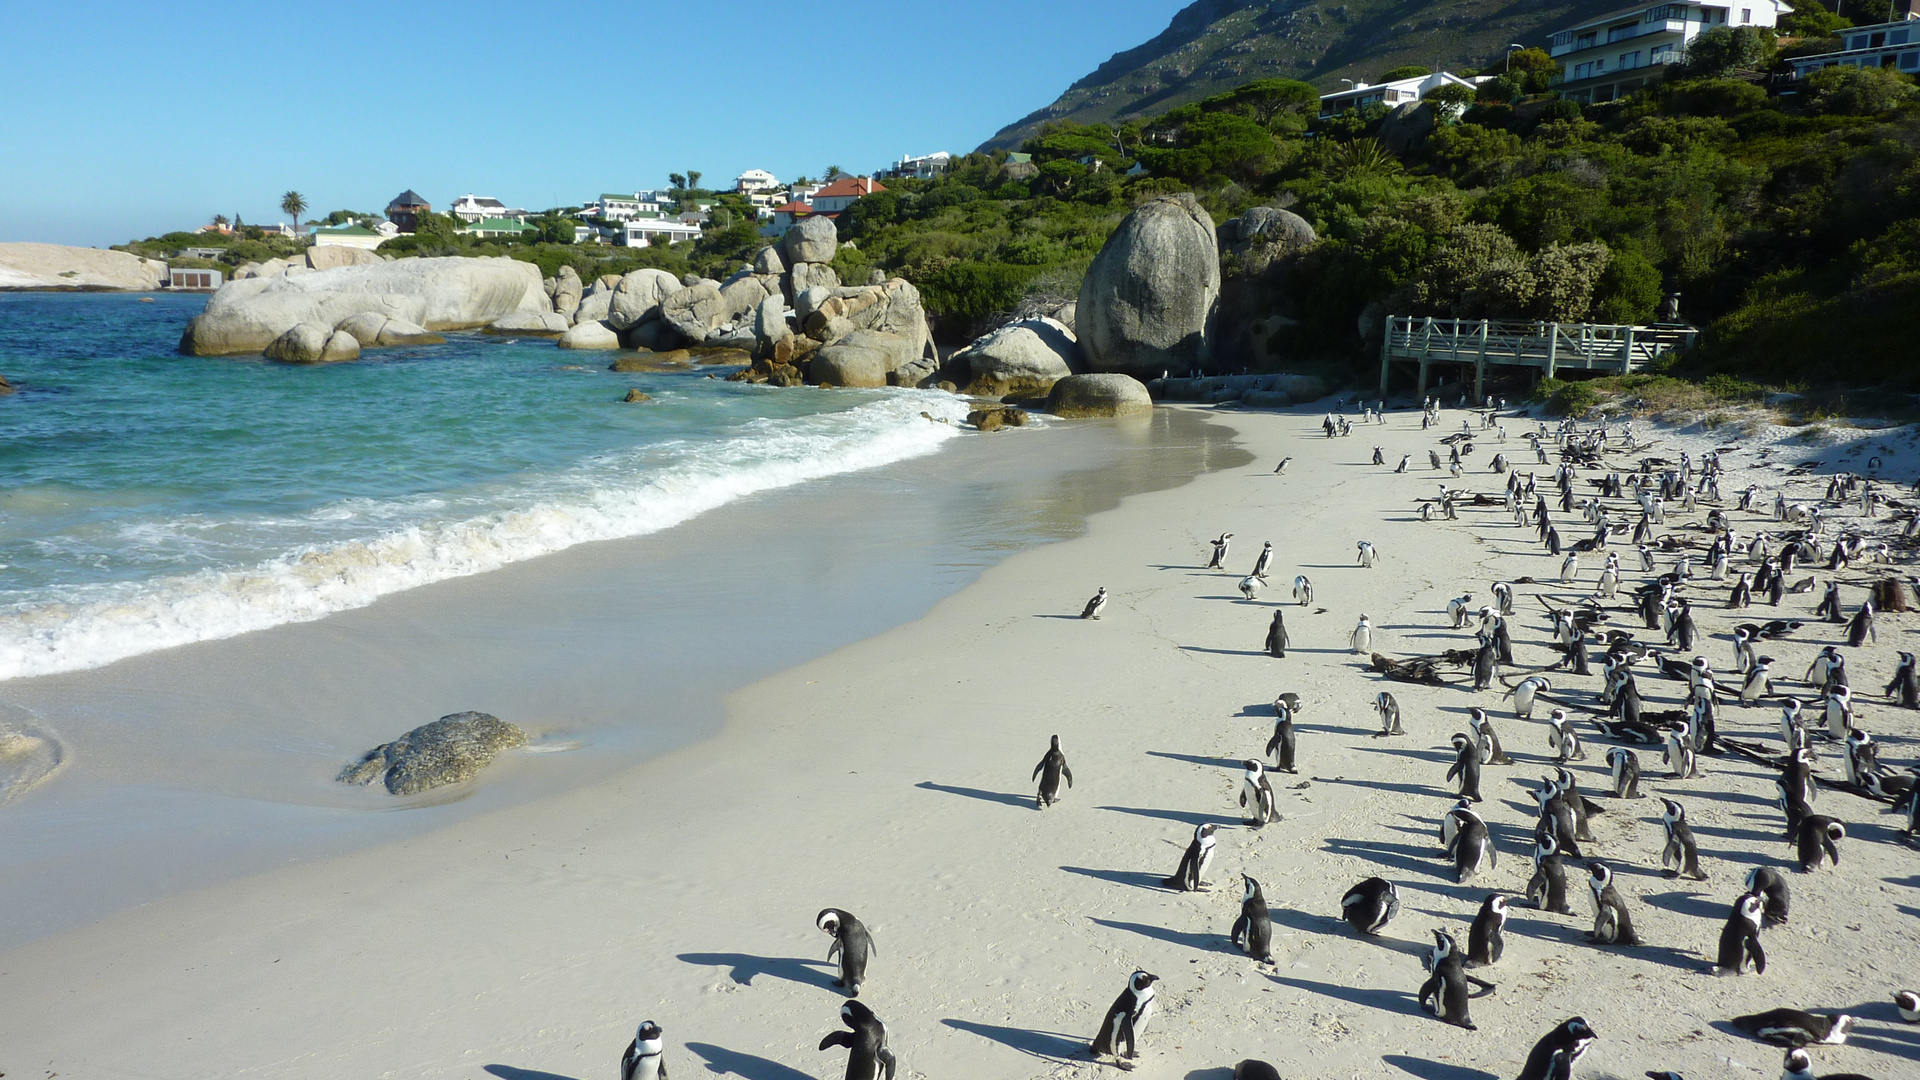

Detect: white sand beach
1,404,1916,1080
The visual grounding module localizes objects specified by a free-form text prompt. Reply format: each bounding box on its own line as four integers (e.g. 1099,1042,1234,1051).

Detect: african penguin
818,1000,897,1080
1712,892,1766,976
1240,760,1279,826
1549,709,1585,762
620,1020,668,1080
1081,587,1107,619
1352,614,1373,654
1587,862,1642,945
1516,1018,1597,1080
1032,735,1073,809
1795,815,1845,871
1163,823,1217,891
1745,866,1790,926
1658,798,1708,880
1233,1062,1283,1080
1419,929,1495,1029
1448,802,1497,883
1206,533,1232,570
1894,989,1920,1022
1265,609,1289,658
817,908,877,997
1374,691,1404,736
1447,732,1483,802
1089,970,1158,1064
1232,875,1275,963
1267,700,1297,773
1729,1007,1853,1047
1293,575,1313,606
1357,540,1377,568
1340,877,1399,935
1779,1046,1875,1080
1250,541,1274,580
1468,893,1508,966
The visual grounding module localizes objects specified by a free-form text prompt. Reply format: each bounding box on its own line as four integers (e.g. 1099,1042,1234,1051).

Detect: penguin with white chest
1448,802,1497,883
817,909,877,997
1548,709,1585,762
1266,700,1297,773
620,1021,668,1080
1658,798,1708,880
1586,862,1642,945
1032,735,1073,809
1746,866,1791,925
1447,733,1483,801
1419,929,1496,1029
819,1000,897,1080
1373,691,1404,736
1163,822,1217,891
1232,875,1275,963
1206,533,1232,570
1081,587,1108,619
1250,541,1274,580
1526,834,1575,914
1795,815,1845,871
1517,1018,1597,1080
1351,613,1374,654
1240,759,1279,826
1712,892,1766,975
1089,970,1158,1065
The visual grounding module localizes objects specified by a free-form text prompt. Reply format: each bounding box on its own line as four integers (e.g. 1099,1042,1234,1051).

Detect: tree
1423,84,1475,122
669,173,686,190
1778,1,1850,37
1507,48,1558,93
210,213,228,228
1672,26,1775,79
687,170,702,191
1380,65,1432,81
1201,78,1320,128
1807,64,1920,114
280,191,307,236
826,165,844,179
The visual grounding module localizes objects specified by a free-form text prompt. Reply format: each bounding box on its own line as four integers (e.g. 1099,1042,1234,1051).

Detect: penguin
1396,454,1410,473
1468,893,1508,966
1741,657,1774,705
1032,735,1073,809
1447,732,1483,802
1250,541,1274,579
1448,594,1476,629
1664,721,1699,780
1729,1008,1853,1047
1887,652,1920,708
1587,862,1642,945
1351,613,1373,654
1267,701,1297,773
1847,601,1876,647
1206,533,1233,570
1548,709,1584,762
1816,580,1843,622
1081,587,1108,619
1658,798,1708,880
1372,446,1385,466
1560,551,1581,583
1807,646,1841,691
1264,609,1288,658
1779,1046,1876,1080
1712,892,1766,976
1746,866,1790,926
1527,834,1576,914
1516,1017,1597,1080
1513,675,1551,720
1825,684,1853,740
818,1001,896,1080
1239,759,1279,826
1607,746,1644,799
817,909,877,997
1439,797,1479,850
1357,540,1378,568
1274,457,1293,474
620,1020,668,1080
1238,575,1262,601
1374,691,1404,736
1231,875,1275,963
1534,780,1585,856
1293,575,1313,606
1340,877,1400,935
1418,929,1496,1029
1089,971,1158,1064
1163,822,1217,891
1449,803,1498,883
1472,707,1512,765
1894,989,1920,1022
1795,815,1844,871
1233,1062,1283,1080
1493,581,1515,616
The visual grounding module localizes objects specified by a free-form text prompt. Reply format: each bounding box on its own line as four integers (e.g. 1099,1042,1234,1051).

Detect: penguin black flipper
818,1031,854,1051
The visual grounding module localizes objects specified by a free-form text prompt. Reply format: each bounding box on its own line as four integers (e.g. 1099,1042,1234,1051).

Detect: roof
771,201,813,214
812,176,885,199
600,193,639,201
466,217,535,231
457,195,508,207
387,190,428,209
1556,0,1787,35
1005,152,1032,164
314,223,380,236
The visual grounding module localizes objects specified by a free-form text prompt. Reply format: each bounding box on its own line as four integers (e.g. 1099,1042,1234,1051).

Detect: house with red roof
809,176,885,214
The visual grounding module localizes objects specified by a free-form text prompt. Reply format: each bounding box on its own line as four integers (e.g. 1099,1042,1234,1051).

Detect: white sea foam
0,391,974,681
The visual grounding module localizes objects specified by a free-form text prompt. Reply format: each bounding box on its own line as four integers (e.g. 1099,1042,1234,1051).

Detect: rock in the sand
607,268,683,331
558,320,620,350
552,266,583,318
622,388,652,402
810,329,918,388
0,242,166,291
1077,193,1219,378
967,406,1031,432
783,215,838,265
263,322,361,364
487,311,569,336
753,246,785,275
1047,372,1154,418
337,711,527,795
957,316,1081,396
181,256,546,355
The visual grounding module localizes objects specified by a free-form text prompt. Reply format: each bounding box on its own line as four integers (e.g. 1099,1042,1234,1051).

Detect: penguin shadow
1265,972,1418,1016
1183,1069,1237,1080
1033,613,1093,620
1322,836,1452,880
1690,821,1786,845
1147,750,1247,769
940,1018,1088,1063
1834,1001,1920,1057
684,1041,818,1080
484,1068,582,1080
914,781,1034,809
1088,916,1229,953
1059,865,1181,891
1353,744,1455,764
1178,645,1271,658
1315,774,1449,800
1516,917,1703,971
1097,804,1221,827
675,952,839,992
1639,888,1723,920
1382,1054,1498,1080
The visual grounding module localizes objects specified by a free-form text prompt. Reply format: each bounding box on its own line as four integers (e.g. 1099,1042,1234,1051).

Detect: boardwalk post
1474,320,1489,403
1545,323,1558,381
1379,314,1393,396
1622,326,1634,374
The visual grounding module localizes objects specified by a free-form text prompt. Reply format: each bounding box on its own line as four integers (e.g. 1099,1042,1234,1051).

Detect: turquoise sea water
0,292,972,681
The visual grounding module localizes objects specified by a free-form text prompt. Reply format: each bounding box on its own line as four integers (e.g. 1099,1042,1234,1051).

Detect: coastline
1,405,1915,1080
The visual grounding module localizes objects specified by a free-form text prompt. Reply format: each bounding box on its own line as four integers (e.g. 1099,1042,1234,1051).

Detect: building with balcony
449,194,529,224
1317,72,1481,117
734,169,779,193
385,190,430,233
620,217,702,246
880,152,952,180
1782,14,1920,79
1548,2,1791,104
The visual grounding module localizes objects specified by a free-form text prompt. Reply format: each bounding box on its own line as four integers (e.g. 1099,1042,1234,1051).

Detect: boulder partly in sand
1076,193,1220,378
337,712,527,796
1047,373,1155,418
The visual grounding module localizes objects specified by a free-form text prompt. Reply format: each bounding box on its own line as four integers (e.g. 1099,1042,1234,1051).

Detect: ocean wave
0,391,972,681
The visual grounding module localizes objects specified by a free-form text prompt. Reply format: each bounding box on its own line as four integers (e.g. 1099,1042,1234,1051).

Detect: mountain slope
980,0,1622,150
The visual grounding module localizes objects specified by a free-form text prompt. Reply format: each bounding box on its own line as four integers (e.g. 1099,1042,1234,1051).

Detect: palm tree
210,213,229,229
687,170,702,191
280,191,307,236
825,165,844,180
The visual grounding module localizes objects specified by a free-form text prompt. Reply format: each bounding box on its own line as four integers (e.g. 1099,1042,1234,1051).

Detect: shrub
1807,65,1920,116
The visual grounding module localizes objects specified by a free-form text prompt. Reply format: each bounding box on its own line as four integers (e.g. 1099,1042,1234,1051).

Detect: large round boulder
336,711,527,795
574,281,615,325
558,320,621,350
263,322,361,364
552,266,583,317
1047,373,1154,418
1076,193,1220,378
957,316,1082,396
660,280,725,342
607,268,684,331
486,311,569,337
783,215,838,265
810,329,916,388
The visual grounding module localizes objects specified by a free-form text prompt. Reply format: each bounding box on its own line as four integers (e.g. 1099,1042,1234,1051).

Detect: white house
621,218,702,246
808,176,886,214
449,194,529,223
1317,71,1480,117
588,193,670,221
310,223,389,249
1548,1,1792,104
882,152,952,180
1783,14,1920,79
735,169,779,193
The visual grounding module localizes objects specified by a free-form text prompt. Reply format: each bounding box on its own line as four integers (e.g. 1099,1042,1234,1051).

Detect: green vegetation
279,191,306,236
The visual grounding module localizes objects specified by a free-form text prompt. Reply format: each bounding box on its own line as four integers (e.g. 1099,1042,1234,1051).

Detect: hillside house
1548,1,1791,104
881,152,952,180
386,190,430,232
589,193,670,221
735,169,779,193
809,176,885,214
1783,14,1920,79
465,217,537,239
621,218,702,246
1317,72,1480,117
310,222,393,249
449,194,528,224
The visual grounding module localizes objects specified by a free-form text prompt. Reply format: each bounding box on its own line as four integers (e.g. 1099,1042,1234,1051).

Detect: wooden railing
1378,315,1697,395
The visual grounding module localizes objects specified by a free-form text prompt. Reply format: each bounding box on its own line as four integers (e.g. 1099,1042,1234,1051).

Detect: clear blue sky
0,0,1184,248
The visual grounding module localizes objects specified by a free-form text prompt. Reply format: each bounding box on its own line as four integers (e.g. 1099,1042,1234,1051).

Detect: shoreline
1,404,1915,1080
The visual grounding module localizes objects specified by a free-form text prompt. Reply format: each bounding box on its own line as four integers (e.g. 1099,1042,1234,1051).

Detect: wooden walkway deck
1377,316,1698,398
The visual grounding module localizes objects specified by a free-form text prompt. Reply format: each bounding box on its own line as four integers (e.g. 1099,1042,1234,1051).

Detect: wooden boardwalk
1377,316,1698,398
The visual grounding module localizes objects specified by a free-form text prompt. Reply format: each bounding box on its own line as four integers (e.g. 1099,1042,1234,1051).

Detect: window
1651,43,1678,64
1870,32,1887,48
1574,61,1594,79
1608,21,1638,43
1702,6,1727,24
1621,50,1642,69
1577,31,1597,48
1740,8,1750,23
1903,51,1920,71
1895,30,1911,45
1849,35,1867,49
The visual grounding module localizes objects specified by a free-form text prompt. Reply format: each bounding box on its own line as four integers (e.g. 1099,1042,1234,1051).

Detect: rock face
753,246,785,275
487,311,569,336
558,320,621,349
607,268,682,331
305,245,385,271
574,281,614,325
333,312,445,348
263,322,362,364
0,243,166,291
956,317,1081,396
810,331,903,388
181,256,546,355
0,372,13,395
552,266,583,318
1377,100,1438,156
660,280,726,342
783,215,839,265
337,711,527,795
1076,193,1220,378
1047,372,1155,418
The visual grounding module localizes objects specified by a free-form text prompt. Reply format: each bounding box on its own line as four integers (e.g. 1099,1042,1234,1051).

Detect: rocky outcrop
967,405,1030,432
810,330,908,388
1377,100,1438,156
607,268,682,331
263,322,362,364
487,311,569,336
334,312,446,348
622,388,653,402
552,266,583,318
783,215,838,265
609,349,694,372
1076,193,1219,379
336,711,527,795
0,243,166,291
1047,372,1154,418
660,280,725,342
1148,372,1328,404
180,256,546,355
753,246,785,275
790,262,840,294
0,372,13,395
1220,206,1317,275
305,245,385,271
574,280,614,325
558,320,621,349
956,316,1081,396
